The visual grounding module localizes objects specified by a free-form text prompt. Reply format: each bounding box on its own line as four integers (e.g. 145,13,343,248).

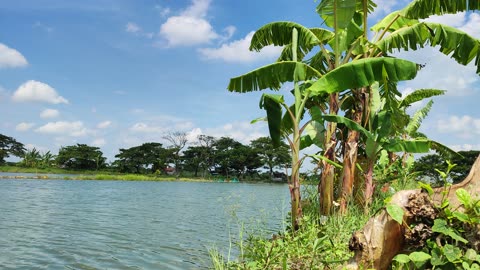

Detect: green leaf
371,10,419,33
250,117,267,124
383,139,431,153
393,254,411,264
301,121,326,149
250,22,320,53
316,0,357,29
321,114,374,140
456,188,472,208
452,211,469,223
309,154,343,169
465,249,478,262
228,61,322,93
378,22,480,74
405,99,434,135
309,58,419,95
431,219,468,244
386,204,404,224
431,247,446,266
443,244,463,263
260,94,284,147
418,182,434,196
409,251,431,262
401,0,480,20
400,89,446,108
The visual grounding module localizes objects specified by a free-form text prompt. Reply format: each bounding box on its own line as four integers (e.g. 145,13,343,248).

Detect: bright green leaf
309,58,419,95
386,204,404,224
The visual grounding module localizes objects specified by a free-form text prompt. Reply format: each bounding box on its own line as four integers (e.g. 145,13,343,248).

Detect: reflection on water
0,176,288,269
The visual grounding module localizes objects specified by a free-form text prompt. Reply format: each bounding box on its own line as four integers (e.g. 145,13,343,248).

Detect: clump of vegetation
392,187,480,270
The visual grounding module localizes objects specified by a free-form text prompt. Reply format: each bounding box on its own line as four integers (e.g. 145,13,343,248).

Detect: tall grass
209,185,373,270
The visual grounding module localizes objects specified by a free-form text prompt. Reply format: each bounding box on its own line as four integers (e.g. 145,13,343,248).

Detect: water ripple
0,178,288,269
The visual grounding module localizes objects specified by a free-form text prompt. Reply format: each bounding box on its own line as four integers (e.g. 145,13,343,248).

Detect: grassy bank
0,165,213,182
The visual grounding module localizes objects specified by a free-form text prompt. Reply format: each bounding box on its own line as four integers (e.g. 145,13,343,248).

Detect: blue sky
1,0,479,163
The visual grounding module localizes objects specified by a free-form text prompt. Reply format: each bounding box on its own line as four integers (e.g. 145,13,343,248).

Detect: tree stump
345,155,480,270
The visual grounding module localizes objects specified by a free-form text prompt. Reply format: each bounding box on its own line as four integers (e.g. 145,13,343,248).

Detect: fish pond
0,176,289,269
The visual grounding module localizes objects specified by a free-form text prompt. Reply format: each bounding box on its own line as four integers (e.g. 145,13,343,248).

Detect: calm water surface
0,177,289,269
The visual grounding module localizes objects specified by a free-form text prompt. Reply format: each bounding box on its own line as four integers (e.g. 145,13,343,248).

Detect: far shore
0,166,290,183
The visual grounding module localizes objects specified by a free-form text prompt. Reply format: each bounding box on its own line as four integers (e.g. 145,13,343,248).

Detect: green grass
0,165,213,182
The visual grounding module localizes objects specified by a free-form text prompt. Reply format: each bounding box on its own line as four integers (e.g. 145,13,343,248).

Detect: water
0,177,289,269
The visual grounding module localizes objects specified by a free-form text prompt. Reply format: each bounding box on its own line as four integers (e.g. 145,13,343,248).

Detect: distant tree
0,134,26,164
20,148,42,168
450,150,480,182
114,142,170,173
182,146,209,177
250,137,290,179
213,137,262,178
214,137,242,177
196,135,217,176
413,150,480,184
56,144,106,170
413,154,445,184
162,131,188,174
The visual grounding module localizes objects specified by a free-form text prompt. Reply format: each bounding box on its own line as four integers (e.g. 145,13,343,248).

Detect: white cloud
35,121,87,137
12,80,69,104
40,108,60,119
97,121,112,129
0,43,28,68
16,122,35,131
459,13,480,38
126,22,154,39
436,115,480,139
155,5,171,17
24,143,49,152
199,31,282,63
203,120,268,144
33,21,54,33
159,0,220,47
92,138,106,147
130,122,165,133
126,22,141,33
186,127,203,142
450,144,480,151
423,12,467,27
371,0,409,18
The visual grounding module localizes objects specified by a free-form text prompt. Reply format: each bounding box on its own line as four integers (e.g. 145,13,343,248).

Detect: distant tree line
0,132,290,181
413,151,480,184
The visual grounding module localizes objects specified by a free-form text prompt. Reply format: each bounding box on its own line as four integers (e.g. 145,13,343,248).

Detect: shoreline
0,173,214,182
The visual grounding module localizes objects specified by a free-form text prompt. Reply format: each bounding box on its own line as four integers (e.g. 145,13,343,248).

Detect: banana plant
229,0,480,221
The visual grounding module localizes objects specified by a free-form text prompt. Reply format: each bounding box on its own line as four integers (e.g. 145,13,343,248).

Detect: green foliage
227,61,321,93
210,188,370,270
393,187,480,269
378,22,480,74
387,204,405,225
0,134,26,164
114,142,170,174
250,137,290,178
402,0,480,20
309,58,419,95
56,144,107,171
414,151,480,184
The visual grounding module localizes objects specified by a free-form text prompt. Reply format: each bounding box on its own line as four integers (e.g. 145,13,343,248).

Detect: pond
0,177,289,269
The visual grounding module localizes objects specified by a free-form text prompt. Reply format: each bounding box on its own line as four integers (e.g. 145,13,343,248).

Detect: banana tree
229,27,327,229
319,0,480,213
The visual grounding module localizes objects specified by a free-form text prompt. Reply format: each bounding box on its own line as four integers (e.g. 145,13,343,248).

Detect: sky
0,0,479,164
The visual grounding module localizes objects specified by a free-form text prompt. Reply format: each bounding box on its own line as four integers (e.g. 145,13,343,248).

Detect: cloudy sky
1,0,479,163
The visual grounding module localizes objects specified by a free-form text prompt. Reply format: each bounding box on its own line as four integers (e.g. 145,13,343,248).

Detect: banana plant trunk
319,93,339,215
340,87,367,213
364,158,375,210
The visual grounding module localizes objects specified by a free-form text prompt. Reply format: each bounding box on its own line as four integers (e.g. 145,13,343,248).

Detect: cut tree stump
344,155,480,270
